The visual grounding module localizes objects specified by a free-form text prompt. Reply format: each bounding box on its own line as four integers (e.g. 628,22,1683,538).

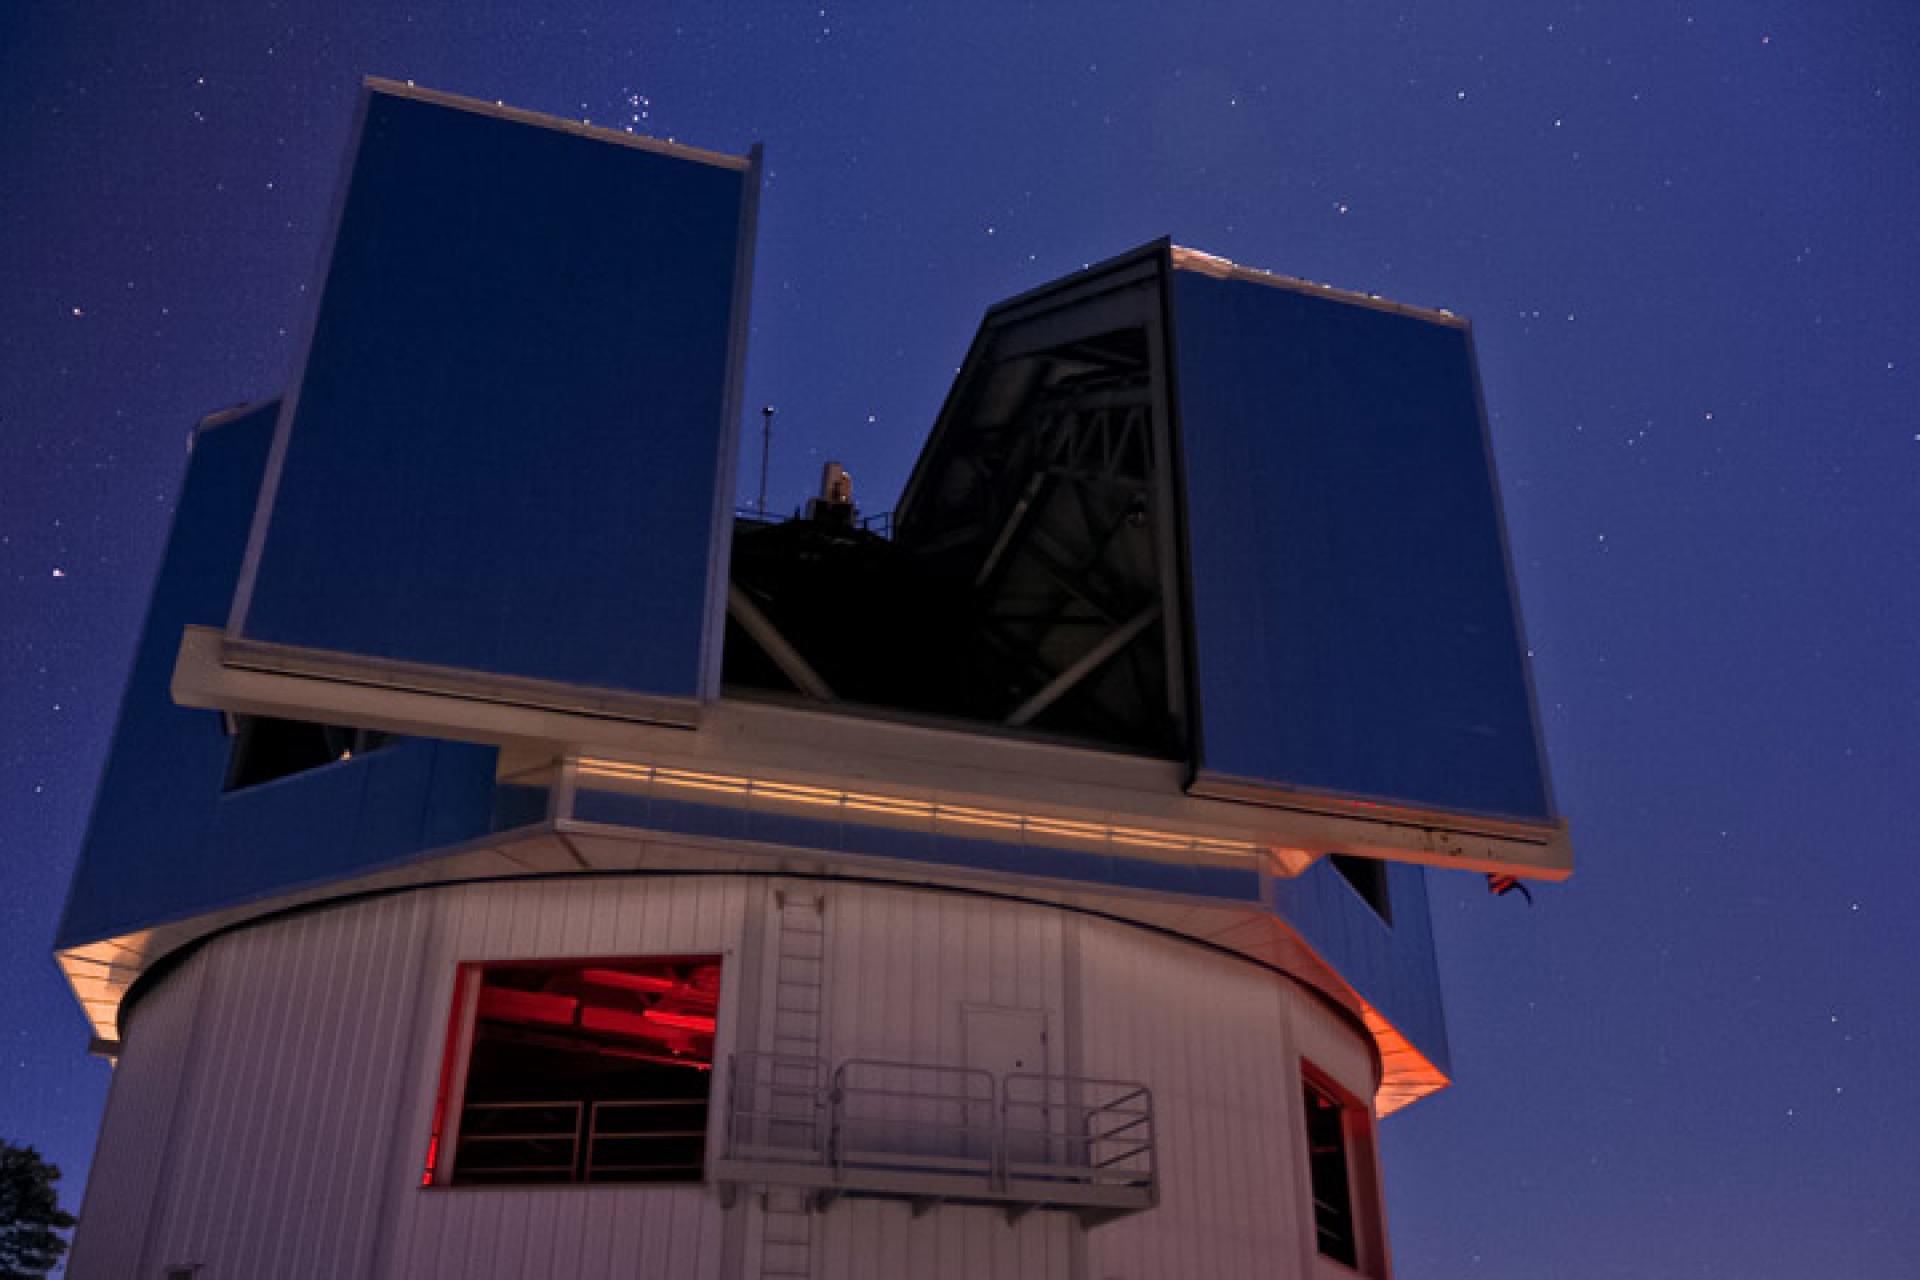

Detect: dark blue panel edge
696,141,762,699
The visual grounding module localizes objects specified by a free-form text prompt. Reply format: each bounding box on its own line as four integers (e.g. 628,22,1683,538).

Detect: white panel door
964,1005,1049,1166
963,1004,1048,1078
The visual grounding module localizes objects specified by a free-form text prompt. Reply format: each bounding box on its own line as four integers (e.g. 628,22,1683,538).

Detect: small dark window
224,714,392,790
163,1267,200,1280
1330,855,1392,924
425,956,721,1187
1301,1064,1383,1274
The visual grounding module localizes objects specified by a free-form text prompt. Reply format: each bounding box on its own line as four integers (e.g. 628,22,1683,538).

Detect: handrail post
828,1063,845,1185
574,1100,588,1183
998,1074,1013,1189
723,1053,737,1160
1145,1089,1158,1202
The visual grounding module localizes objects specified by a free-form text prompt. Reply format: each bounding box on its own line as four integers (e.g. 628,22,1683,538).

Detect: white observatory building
56,82,1569,1280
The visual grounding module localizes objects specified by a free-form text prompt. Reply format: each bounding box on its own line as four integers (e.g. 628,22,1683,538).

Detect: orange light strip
574,759,1264,865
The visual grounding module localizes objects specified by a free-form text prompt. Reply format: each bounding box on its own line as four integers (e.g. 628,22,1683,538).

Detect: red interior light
577,967,678,994
643,1009,718,1033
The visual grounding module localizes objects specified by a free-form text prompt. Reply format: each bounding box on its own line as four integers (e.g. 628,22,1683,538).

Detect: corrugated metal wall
1076,922,1375,1280
819,882,1068,1069
63,948,209,1279
818,1200,1077,1280
377,877,751,1280
75,872,1381,1280
156,896,430,1277
808,883,1079,1278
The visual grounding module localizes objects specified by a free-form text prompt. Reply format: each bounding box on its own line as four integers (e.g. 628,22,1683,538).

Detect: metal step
754,890,826,1280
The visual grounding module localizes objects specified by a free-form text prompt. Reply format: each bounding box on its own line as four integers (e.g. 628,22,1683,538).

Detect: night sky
4,3,1915,1276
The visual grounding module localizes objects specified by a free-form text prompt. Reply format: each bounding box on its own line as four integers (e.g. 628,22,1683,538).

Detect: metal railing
455,1097,707,1183
731,507,895,538
585,1099,707,1180
1001,1074,1156,1191
832,1059,997,1179
454,1101,583,1180
716,1053,1157,1213
726,1052,830,1163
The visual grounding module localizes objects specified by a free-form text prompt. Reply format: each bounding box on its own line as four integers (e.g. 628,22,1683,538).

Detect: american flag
1487,874,1534,904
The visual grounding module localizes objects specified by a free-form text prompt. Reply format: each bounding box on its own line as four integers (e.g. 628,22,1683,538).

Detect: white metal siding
1076,921,1381,1280
381,876,749,1280
799,881,1375,1280
808,883,1077,1280
77,872,1380,1280
74,877,747,1280
137,893,433,1278
818,883,1067,1076
818,1200,1075,1280
65,950,209,1280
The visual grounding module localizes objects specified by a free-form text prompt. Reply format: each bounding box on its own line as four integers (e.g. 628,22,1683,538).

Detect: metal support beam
1024,529,1122,623
978,625,1140,744
974,471,1049,590
727,584,837,702
1005,604,1161,728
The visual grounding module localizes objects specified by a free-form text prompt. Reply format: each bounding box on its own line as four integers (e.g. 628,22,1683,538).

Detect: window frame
1299,1059,1389,1277
421,953,724,1189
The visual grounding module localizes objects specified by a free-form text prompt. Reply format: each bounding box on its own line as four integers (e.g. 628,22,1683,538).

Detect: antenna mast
757,405,775,517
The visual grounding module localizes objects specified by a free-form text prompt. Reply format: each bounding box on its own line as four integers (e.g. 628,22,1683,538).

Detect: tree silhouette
0,1141,75,1280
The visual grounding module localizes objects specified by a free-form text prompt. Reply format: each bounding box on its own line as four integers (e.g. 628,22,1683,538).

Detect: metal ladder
758,888,826,1280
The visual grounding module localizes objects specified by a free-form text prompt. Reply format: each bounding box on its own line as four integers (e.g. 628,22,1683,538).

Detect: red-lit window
423,956,721,1186
1301,1062,1387,1276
